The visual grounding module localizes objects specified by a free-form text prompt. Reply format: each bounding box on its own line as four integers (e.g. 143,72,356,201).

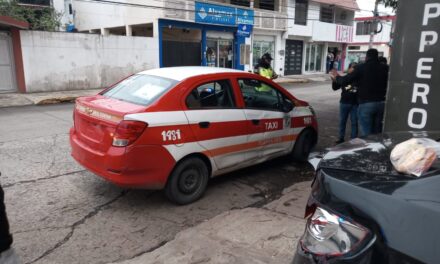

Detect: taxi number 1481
161,130,182,141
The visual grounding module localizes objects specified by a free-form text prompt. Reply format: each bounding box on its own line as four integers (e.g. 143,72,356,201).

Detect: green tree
379,0,398,11
0,0,62,31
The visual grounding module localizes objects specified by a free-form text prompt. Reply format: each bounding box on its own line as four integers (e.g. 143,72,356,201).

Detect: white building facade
285,0,357,75
347,15,395,65
51,0,290,73
49,0,358,76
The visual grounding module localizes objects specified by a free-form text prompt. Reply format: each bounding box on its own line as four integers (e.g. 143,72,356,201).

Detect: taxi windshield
103,74,178,106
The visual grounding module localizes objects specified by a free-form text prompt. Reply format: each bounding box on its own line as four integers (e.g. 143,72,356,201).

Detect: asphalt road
0,81,340,264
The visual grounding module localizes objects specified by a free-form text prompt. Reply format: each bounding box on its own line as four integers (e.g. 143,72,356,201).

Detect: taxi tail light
300,206,370,257
112,120,147,147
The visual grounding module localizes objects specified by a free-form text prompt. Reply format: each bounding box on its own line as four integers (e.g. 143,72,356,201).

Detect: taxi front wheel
292,129,315,162
165,157,209,205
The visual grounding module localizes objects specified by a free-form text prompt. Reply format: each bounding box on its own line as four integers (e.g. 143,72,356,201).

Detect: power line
74,0,394,19
143,0,394,16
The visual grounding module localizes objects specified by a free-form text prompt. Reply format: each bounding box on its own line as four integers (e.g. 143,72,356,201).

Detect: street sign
384,0,440,137
236,24,253,37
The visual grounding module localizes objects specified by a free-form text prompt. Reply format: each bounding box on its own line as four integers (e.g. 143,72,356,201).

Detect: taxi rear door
183,78,249,170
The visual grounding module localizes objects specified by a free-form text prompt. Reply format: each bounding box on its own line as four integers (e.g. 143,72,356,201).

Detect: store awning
312,0,360,11
0,16,29,29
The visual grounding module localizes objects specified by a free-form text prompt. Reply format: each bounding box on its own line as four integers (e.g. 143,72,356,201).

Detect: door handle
199,121,210,128
251,119,260,125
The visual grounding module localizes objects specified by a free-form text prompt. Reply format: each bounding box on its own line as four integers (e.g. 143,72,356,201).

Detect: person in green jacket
254,53,278,92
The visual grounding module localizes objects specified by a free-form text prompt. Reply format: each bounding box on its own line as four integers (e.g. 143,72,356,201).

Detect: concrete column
153,20,159,38
100,28,109,36
126,25,132,36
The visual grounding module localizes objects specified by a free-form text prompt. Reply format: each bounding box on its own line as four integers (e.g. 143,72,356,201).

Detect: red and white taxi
70,67,318,204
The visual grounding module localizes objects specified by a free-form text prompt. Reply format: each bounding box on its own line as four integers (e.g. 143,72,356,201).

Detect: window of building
17,0,50,6
295,0,308,25
320,6,334,23
253,40,275,68
230,0,250,7
257,0,275,11
356,21,378,35
186,80,236,109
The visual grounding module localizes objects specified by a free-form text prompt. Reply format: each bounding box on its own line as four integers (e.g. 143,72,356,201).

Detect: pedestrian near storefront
330,49,389,137
0,176,19,264
254,53,278,92
332,62,359,144
254,53,278,80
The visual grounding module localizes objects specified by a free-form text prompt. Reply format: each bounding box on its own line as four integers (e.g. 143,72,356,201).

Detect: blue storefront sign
236,9,254,25
236,24,253,37
195,2,236,26
195,2,254,26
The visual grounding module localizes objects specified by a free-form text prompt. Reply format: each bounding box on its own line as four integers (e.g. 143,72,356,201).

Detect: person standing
0,179,19,264
330,49,389,137
326,52,334,73
254,53,278,80
332,62,359,144
254,53,278,92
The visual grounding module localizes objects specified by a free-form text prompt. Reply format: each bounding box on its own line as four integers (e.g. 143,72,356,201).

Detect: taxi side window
186,80,236,109
238,79,286,111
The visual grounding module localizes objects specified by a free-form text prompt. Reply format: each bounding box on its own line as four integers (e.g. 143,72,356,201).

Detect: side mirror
282,101,294,113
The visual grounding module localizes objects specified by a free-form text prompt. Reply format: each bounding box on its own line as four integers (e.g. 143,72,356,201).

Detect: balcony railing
161,0,287,31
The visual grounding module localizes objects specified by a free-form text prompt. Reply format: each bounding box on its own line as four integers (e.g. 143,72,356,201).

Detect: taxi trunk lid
74,95,146,153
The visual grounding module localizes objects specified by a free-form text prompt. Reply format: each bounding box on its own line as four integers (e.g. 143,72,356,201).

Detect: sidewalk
0,89,102,108
113,181,312,264
0,73,330,108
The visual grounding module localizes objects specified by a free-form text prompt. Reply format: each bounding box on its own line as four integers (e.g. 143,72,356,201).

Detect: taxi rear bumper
70,128,175,189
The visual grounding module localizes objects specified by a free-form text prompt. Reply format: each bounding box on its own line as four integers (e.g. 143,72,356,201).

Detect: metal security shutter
162,41,201,67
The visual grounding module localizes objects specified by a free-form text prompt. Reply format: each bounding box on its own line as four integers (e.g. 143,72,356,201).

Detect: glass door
218,40,233,68
206,39,234,68
206,39,217,67
305,43,324,72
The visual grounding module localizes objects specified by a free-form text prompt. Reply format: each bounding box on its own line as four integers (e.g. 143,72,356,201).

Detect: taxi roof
138,66,245,81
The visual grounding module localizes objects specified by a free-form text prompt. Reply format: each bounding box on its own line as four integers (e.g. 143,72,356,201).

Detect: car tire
292,129,315,162
165,157,209,205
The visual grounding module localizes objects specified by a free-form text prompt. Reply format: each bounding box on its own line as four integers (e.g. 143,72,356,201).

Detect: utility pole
369,0,380,49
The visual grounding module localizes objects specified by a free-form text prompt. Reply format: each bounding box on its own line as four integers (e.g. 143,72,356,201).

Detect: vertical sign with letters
384,0,440,137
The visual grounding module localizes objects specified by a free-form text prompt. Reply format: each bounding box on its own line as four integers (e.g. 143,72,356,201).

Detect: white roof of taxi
138,66,245,81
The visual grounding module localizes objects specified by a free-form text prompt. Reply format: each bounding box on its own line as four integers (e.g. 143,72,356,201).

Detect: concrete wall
20,31,159,93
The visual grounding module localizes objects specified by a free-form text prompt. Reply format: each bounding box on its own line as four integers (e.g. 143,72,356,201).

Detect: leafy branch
0,0,62,31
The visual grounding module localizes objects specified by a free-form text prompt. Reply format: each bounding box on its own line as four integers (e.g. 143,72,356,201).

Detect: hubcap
178,167,201,194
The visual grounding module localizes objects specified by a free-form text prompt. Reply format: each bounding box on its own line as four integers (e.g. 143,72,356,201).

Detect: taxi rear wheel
165,157,209,205
292,129,315,162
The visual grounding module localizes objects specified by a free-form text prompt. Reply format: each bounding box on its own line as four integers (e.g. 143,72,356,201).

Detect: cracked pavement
0,82,339,264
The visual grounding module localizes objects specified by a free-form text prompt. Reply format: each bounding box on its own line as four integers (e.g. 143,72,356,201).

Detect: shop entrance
162,27,202,67
206,38,234,68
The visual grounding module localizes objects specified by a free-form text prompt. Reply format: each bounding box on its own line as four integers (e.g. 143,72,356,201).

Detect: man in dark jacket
332,62,358,144
0,179,18,263
330,49,389,137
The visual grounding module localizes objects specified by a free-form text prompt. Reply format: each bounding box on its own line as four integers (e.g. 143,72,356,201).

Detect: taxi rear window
103,74,178,106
